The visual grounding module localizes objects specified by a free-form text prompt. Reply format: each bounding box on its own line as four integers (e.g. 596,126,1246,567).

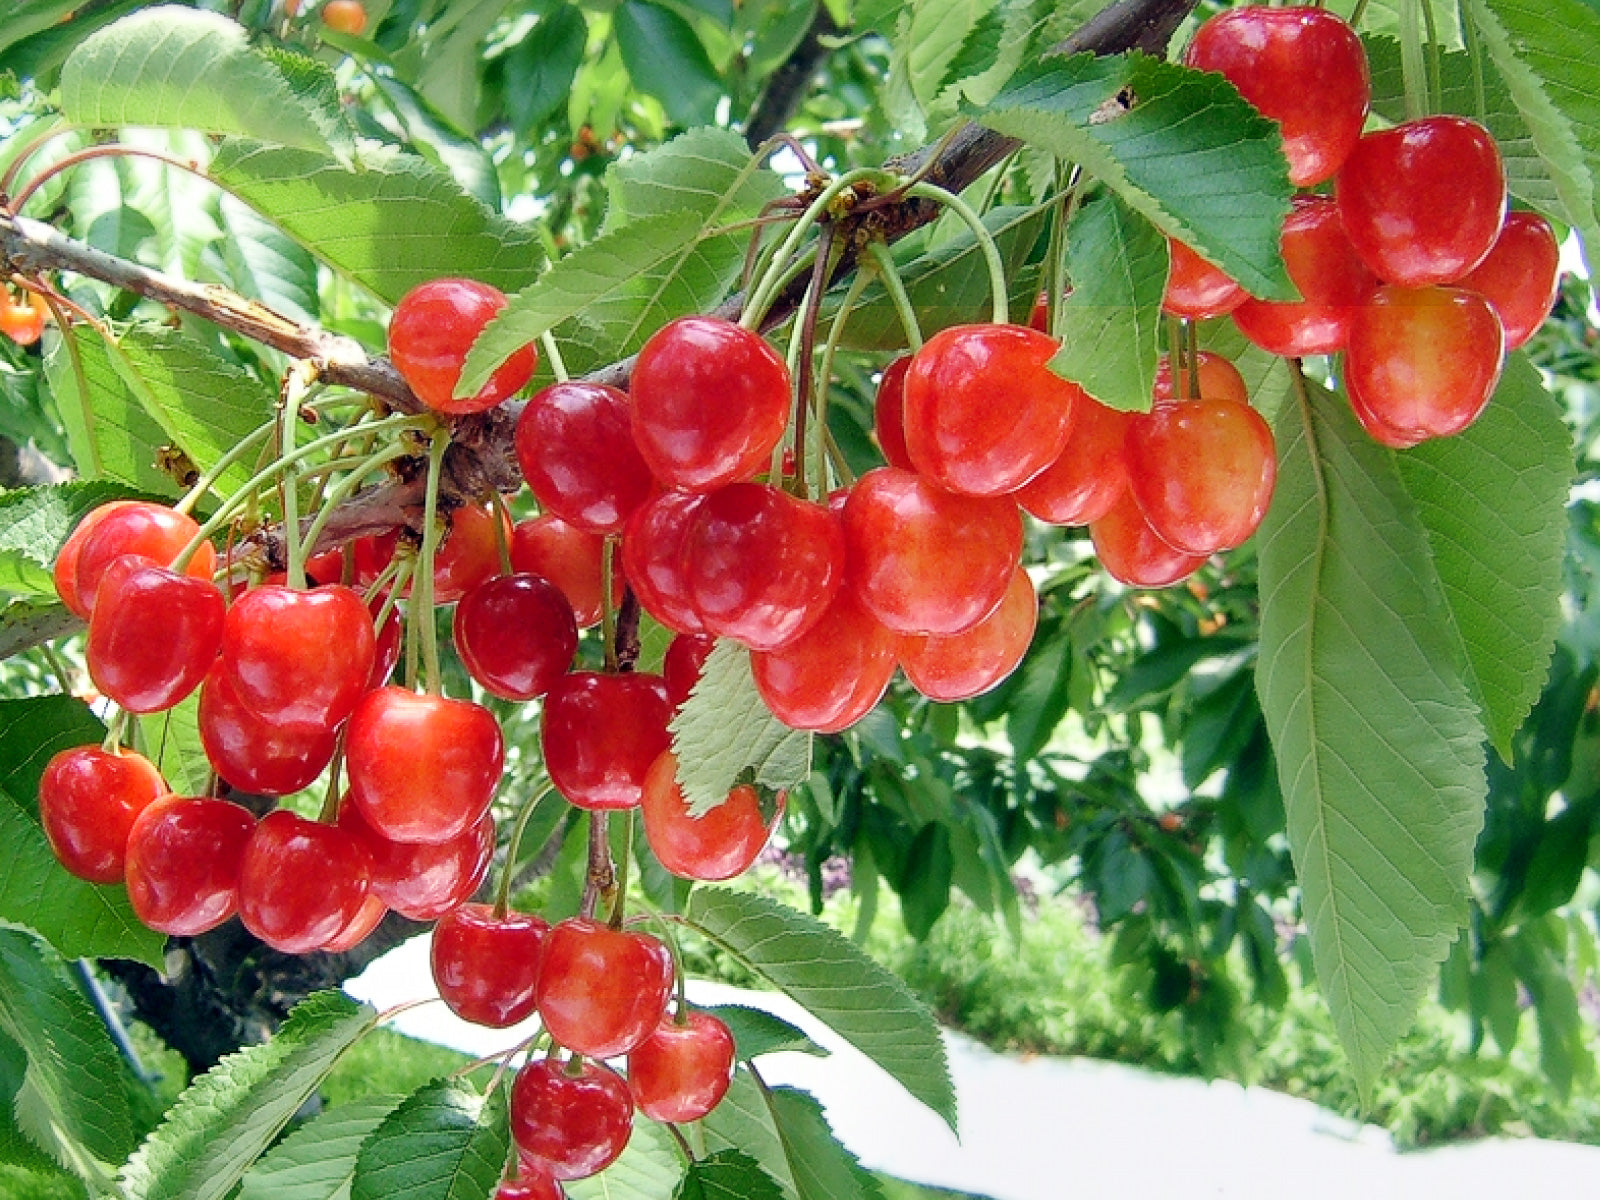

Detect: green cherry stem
540,331,570,384
579,811,613,921
277,362,317,591
296,440,415,562
415,426,451,697
813,263,874,495
1397,0,1428,121
100,707,129,754
903,181,1010,326
493,784,554,919
489,490,515,576
316,730,348,824
865,239,924,353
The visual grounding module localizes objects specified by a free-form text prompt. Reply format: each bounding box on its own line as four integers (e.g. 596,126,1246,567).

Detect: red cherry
640,751,782,881
320,0,367,36
872,356,915,471
750,588,897,732
627,1010,736,1124
53,500,140,618
1153,351,1249,405
237,809,374,954
629,316,792,491
124,796,256,936
619,491,709,635
0,291,46,346
430,902,550,1027
87,559,226,713
1089,492,1208,589
902,323,1081,496
322,893,387,953
71,502,216,619
1015,396,1134,526
342,806,493,921
662,633,716,709
1232,195,1378,357
351,503,509,604
509,515,620,629
536,917,674,1059
1163,239,1247,320
515,382,654,534
453,574,578,701
1344,284,1505,448
900,566,1037,702
199,664,339,796
682,483,844,651
1459,210,1562,351
388,278,535,414
509,1057,633,1180
368,600,403,690
495,1163,564,1200
346,687,504,843
841,467,1024,635
38,745,166,883
1183,6,1370,187
1337,116,1506,287
220,584,375,727
541,672,672,810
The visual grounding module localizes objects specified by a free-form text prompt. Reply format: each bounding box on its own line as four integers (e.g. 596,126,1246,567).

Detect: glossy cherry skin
1232,195,1378,357
124,796,257,936
1337,117,1506,287
509,1057,633,1181
1345,285,1506,448
900,566,1037,702
620,491,709,635
388,278,535,414
494,1163,563,1200
237,809,374,954
53,500,140,618
38,746,166,883
88,559,226,713
682,484,844,651
663,633,716,709
902,323,1081,496
1153,351,1249,405
70,502,216,619
630,316,792,492
750,588,898,733
1016,396,1134,526
345,687,504,843
340,804,493,921
198,664,339,796
536,917,675,1059
454,574,578,701
351,503,509,604
873,356,915,470
515,381,654,534
510,515,619,629
841,467,1024,636
0,292,46,346
321,892,387,953
220,584,375,727
1184,6,1370,187
541,672,673,810
627,1010,736,1124
430,902,550,1027
1163,239,1247,320
1460,210,1562,350
1089,492,1208,589
641,750,782,881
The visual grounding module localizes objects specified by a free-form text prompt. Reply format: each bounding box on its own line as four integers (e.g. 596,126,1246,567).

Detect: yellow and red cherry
1459,210,1562,350
509,1057,633,1181
1089,492,1208,589
198,665,338,797
900,566,1037,702
38,745,167,884
220,583,375,728
750,589,897,733
87,559,226,713
1016,395,1134,527
640,750,783,881
387,278,535,414
510,514,620,629
237,809,374,954
535,917,674,1059
0,291,47,346
124,796,257,937
627,1009,736,1124
1163,239,1247,320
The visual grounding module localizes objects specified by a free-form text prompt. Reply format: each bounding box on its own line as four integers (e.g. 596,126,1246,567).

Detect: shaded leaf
503,7,587,132
615,0,723,128
767,1088,883,1200
237,1094,405,1200
699,1004,829,1061
350,1081,507,1200
46,329,181,497
564,1115,683,1200
676,1148,789,1200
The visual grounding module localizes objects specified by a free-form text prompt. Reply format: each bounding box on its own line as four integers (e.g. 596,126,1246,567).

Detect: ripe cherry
510,515,619,629
515,382,654,534
509,1057,633,1180
902,323,1081,496
900,566,1037,702
319,0,367,35
627,1010,736,1124
0,291,46,346
1184,6,1370,187
1344,284,1505,448
629,316,792,491
198,664,339,796
70,501,216,619
124,795,257,936
53,501,141,618
541,672,672,810
1153,350,1249,405
220,584,375,727
237,810,374,954
536,917,674,1059
640,750,782,881
1337,116,1506,287
345,687,504,843
1163,239,1246,320
388,278,534,414
1015,396,1134,527
454,573,578,701
38,745,166,883
872,356,915,471
352,503,509,604
431,902,550,1027
494,1162,563,1200
619,491,709,635
750,588,897,732
322,893,387,953
662,633,716,709
1089,492,1208,589
841,467,1024,635
87,559,226,713
343,806,493,921
1459,210,1562,350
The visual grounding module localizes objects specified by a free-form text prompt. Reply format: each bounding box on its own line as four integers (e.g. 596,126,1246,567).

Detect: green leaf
615,0,723,128
237,1094,405,1200
120,992,377,1200
46,329,182,497
1047,189,1167,413
59,7,346,157
564,1115,683,1200
974,51,1294,299
676,1149,789,1200
0,695,163,964
371,76,501,210
0,929,135,1172
208,140,545,307
905,0,988,113
0,481,151,600
699,1004,830,1061
503,6,588,132
214,193,321,326
685,887,956,1130
767,1088,883,1200
350,1081,507,1200
1104,632,1255,711
1254,376,1487,1098
1395,353,1571,760
671,641,813,818
0,600,82,667
139,693,209,799
700,1069,793,1197
897,822,953,939
604,126,787,233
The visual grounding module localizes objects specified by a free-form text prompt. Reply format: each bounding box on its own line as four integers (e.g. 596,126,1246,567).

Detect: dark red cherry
515,381,654,534
454,574,578,701
627,1010,736,1124
124,796,256,936
220,584,375,727
87,559,225,713
541,672,672,810
198,665,339,796
236,809,373,954
509,1057,633,1181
